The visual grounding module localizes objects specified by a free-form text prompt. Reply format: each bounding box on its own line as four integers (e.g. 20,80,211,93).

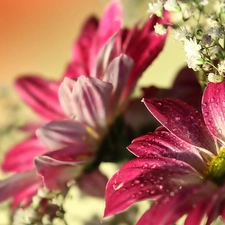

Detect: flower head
104,79,225,224
0,0,169,208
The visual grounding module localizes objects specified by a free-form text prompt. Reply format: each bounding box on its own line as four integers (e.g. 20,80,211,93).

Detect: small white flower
184,37,201,57
154,23,167,35
208,73,224,83
207,26,224,39
164,0,180,12
218,60,225,74
173,26,190,41
148,0,163,17
186,55,203,70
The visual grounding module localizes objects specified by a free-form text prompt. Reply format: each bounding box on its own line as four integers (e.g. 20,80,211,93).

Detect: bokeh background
0,0,185,224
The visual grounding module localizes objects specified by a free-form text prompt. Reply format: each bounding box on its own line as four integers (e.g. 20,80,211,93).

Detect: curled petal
36,120,89,150
202,81,225,144
104,157,201,217
34,156,86,190
143,98,217,155
15,76,64,120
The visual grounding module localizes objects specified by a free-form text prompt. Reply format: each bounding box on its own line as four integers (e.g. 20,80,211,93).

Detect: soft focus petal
136,182,217,225
15,76,64,120
128,131,206,173
58,77,77,118
0,171,40,206
77,169,108,198
36,120,89,150
2,136,47,172
72,76,113,131
104,157,201,217
143,98,217,155
34,156,85,190
103,54,133,111
202,81,225,144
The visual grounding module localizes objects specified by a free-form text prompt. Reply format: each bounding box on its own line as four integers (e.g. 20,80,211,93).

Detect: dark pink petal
128,131,206,173
15,76,64,120
77,169,108,198
19,121,44,133
0,171,40,206
72,76,112,131
121,14,169,100
36,120,90,150
202,81,225,143
143,98,217,155
71,17,99,74
2,136,47,172
185,185,225,225
103,54,133,111
104,157,201,217
34,156,86,190
136,182,217,225
95,0,122,53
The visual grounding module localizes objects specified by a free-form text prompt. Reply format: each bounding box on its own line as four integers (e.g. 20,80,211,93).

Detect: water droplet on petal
142,163,149,169
175,117,180,121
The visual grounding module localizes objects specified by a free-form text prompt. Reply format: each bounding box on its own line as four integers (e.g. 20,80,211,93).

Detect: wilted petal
72,76,112,131
128,131,206,173
36,120,89,150
77,169,108,198
202,81,225,144
136,182,216,225
2,136,47,172
103,54,133,111
15,76,64,120
104,157,201,217
143,98,217,155
34,156,85,190
0,171,40,206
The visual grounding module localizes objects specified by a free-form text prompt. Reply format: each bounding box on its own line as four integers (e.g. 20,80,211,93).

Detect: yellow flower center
206,148,225,185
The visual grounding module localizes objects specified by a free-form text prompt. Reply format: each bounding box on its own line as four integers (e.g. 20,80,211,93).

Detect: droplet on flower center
206,148,225,185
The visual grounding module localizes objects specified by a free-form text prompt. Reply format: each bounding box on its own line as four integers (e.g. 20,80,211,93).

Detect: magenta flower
104,80,225,225
0,0,169,208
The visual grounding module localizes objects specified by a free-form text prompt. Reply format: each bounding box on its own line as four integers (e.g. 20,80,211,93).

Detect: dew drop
134,180,140,185
142,163,149,169
210,98,215,103
175,117,180,121
170,191,175,196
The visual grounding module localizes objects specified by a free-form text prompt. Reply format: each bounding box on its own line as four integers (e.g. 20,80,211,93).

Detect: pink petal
92,33,121,79
95,0,122,53
34,156,86,190
202,81,225,143
136,182,216,225
121,14,169,99
77,169,108,198
72,76,113,131
104,157,201,217
143,98,217,155
36,120,90,150
2,136,47,172
15,76,64,120
58,77,77,118
0,171,40,206
128,131,206,173
103,54,134,112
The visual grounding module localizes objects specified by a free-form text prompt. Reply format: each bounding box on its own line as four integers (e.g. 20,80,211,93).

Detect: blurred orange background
0,0,106,83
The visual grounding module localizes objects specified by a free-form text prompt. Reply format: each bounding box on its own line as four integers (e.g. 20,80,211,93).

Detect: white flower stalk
148,0,163,17
218,60,225,74
154,23,167,35
199,0,209,6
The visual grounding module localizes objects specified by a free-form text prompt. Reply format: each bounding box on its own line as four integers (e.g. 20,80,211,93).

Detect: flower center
206,148,225,185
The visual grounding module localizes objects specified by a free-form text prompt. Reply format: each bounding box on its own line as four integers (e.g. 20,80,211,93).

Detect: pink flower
1,0,169,207
104,80,225,225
